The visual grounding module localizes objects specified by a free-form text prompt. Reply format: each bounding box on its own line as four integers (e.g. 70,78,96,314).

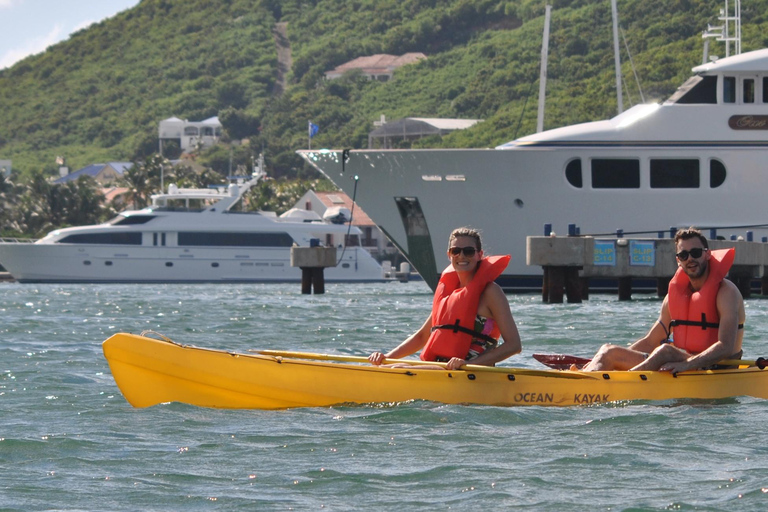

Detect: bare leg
631,344,688,371
581,344,647,371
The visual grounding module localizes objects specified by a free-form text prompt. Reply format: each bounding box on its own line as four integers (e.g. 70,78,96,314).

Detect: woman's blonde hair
449,227,482,251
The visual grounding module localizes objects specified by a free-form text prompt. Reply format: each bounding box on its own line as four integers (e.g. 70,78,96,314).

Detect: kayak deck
102,333,768,410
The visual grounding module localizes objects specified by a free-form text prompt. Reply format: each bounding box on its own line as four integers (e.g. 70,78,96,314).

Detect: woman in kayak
369,227,522,370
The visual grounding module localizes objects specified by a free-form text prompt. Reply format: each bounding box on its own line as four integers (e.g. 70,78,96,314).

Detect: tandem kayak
102,333,768,410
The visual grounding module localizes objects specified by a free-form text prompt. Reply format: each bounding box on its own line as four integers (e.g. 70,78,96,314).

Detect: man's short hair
674,227,708,249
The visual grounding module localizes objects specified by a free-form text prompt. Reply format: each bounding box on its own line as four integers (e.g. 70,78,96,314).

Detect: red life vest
668,247,734,354
420,255,510,361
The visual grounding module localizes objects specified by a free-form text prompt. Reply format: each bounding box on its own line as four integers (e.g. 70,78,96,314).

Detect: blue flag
309,122,319,138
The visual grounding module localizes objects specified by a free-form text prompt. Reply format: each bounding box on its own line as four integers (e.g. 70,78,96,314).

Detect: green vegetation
2,0,768,237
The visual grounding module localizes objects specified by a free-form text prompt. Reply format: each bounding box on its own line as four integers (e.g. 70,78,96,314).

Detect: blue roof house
54,162,133,185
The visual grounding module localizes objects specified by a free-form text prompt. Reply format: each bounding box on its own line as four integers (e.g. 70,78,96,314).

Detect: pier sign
593,241,616,266
629,240,655,266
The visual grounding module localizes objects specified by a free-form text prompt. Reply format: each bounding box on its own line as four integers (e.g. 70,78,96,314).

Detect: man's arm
629,296,672,353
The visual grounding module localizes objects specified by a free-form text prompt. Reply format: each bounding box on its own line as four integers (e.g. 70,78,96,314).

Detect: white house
159,116,222,153
292,190,400,261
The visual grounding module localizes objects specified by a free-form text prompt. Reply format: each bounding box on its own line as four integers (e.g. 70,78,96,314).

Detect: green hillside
1,0,768,179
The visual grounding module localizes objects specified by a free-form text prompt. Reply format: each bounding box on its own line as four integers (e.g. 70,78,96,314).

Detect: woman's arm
369,315,432,365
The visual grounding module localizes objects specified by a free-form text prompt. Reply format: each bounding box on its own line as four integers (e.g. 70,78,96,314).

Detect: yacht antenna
536,5,552,133
702,0,741,59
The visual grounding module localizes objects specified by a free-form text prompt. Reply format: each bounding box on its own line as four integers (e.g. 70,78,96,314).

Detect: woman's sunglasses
676,247,707,261
449,246,478,257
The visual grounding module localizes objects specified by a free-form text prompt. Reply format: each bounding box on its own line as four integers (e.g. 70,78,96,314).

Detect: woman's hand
368,352,386,365
445,357,466,370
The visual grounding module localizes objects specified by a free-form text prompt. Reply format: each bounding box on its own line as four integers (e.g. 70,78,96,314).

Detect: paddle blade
533,353,592,370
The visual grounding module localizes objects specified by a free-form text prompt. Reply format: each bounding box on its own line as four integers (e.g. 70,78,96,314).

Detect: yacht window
650,159,699,188
591,159,640,189
565,159,583,188
723,77,736,103
744,79,755,103
710,159,727,188
109,214,156,225
345,234,360,247
667,75,717,104
59,232,142,245
763,77,768,103
177,232,294,247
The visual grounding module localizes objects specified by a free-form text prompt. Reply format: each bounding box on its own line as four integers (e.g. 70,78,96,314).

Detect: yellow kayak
102,332,768,410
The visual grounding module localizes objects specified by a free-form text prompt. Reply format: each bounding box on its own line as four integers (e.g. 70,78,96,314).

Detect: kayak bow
102,333,768,410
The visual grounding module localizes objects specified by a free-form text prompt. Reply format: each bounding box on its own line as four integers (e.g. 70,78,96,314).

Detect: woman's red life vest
668,247,734,354
420,255,510,361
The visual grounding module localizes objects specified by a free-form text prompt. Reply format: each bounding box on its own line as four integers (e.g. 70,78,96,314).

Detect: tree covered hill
2,0,768,179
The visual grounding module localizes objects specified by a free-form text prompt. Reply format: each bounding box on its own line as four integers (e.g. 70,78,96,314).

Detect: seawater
1,281,767,511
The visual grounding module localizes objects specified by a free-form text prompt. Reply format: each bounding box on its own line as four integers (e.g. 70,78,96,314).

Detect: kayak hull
102,333,768,410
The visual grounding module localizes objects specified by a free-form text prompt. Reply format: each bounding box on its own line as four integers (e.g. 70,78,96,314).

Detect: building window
565,159,583,188
184,126,199,136
591,159,640,188
650,159,699,188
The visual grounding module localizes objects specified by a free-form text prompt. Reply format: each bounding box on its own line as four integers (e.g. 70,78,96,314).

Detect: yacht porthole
166,262,173,267
514,199,524,208
105,261,113,266
211,262,219,268
342,263,350,268
83,261,91,265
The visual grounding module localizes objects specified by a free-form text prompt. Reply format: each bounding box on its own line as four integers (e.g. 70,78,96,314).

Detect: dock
527,236,766,302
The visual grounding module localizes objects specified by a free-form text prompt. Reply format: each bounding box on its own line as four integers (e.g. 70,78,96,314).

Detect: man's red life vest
420,255,510,361
668,247,734,354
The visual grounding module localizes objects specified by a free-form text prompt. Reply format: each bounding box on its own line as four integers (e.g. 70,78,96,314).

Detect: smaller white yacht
0,171,386,283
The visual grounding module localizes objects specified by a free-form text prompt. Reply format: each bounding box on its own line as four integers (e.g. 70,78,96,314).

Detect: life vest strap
671,320,744,330
430,323,498,345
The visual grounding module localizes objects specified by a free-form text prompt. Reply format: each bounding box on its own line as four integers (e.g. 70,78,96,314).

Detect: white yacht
300,48,768,291
0,172,386,283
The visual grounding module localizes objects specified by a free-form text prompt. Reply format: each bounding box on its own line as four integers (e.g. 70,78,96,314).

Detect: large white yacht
300,48,768,291
0,172,386,283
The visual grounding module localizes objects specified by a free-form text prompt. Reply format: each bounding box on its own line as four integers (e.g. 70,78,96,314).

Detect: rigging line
621,26,645,103
336,150,357,266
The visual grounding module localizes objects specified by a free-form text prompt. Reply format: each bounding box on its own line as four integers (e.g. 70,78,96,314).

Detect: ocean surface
1,280,767,511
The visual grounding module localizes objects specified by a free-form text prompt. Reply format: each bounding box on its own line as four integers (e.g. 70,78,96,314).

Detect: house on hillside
292,190,400,261
367,116,482,148
159,116,222,153
54,162,133,185
325,53,427,81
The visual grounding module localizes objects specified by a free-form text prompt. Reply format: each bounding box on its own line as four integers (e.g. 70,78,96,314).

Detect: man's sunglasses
449,246,478,257
676,247,707,261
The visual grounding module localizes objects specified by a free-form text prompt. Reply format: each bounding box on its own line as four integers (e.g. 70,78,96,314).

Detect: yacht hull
300,144,768,290
0,243,383,283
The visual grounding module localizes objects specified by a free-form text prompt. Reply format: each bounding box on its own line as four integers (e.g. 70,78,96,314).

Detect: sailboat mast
537,5,552,133
611,0,623,114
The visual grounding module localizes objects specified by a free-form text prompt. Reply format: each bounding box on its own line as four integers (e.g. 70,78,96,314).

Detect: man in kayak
368,227,522,370
580,227,745,373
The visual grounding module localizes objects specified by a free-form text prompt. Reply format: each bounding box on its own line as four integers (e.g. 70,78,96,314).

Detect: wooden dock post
290,243,337,294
